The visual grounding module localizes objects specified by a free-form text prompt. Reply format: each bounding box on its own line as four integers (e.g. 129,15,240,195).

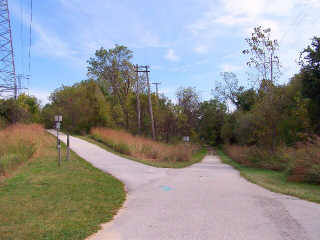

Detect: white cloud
165,49,179,62
194,45,208,54
187,0,320,82
28,89,50,105
220,64,242,72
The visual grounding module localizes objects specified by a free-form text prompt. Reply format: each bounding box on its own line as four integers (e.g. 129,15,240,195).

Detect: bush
223,144,286,170
0,117,7,130
224,139,320,184
285,140,320,183
246,146,285,170
114,143,131,155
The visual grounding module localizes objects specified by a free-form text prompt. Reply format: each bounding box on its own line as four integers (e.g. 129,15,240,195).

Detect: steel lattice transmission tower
0,0,16,99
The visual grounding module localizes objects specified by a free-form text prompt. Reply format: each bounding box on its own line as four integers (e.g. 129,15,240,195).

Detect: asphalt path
49,131,320,240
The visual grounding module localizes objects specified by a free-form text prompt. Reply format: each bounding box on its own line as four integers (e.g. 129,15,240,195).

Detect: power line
27,0,32,93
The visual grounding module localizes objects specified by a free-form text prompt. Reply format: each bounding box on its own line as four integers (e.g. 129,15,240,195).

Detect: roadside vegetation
0,124,125,239
213,32,320,187
88,127,207,168
0,124,45,176
38,27,320,187
217,149,320,203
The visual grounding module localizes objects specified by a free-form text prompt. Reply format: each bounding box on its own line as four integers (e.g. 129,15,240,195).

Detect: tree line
1,26,320,154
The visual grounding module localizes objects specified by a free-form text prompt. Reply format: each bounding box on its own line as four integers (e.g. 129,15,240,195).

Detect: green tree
87,45,135,130
176,87,200,136
198,99,227,146
44,80,112,133
299,36,320,132
0,94,41,124
237,89,257,112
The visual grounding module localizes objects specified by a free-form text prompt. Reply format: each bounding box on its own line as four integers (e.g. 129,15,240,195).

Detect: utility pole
135,65,155,140
145,66,156,140
152,82,161,97
135,64,141,133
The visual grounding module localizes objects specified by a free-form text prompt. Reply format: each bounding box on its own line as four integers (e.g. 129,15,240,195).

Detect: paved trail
51,131,320,240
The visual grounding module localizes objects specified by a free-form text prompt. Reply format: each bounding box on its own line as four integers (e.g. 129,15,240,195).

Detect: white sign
183,136,190,142
56,122,61,130
54,115,63,122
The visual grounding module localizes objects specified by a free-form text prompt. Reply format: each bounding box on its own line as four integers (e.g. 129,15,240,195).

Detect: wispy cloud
165,49,179,62
10,1,81,65
193,45,208,54
187,0,320,81
28,89,50,105
220,64,242,72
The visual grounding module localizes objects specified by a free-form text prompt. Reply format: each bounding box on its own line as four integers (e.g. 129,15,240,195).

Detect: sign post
183,136,190,143
66,133,70,161
54,115,63,167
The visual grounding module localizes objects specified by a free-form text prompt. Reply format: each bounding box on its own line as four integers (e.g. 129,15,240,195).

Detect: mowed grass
0,125,125,240
217,149,320,204
81,131,207,168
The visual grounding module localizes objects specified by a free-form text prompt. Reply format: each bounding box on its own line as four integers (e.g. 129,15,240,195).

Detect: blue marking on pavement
160,185,172,191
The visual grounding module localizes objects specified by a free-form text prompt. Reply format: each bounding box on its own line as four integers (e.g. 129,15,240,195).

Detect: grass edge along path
216,149,320,204
0,131,126,240
79,135,207,168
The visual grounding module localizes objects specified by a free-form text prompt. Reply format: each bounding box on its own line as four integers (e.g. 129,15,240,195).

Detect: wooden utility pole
135,64,141,133
152,82,161,97
145,66,155,140
136,65,155,140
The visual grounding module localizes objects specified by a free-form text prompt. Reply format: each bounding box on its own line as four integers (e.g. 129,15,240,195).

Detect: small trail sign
54,115,63,167
54,115,62,122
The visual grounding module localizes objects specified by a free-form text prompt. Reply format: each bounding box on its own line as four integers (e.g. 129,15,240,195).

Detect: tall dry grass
0,124,48,176
91,127,197,162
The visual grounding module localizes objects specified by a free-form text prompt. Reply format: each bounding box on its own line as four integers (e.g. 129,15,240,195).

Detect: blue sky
8,0,320,104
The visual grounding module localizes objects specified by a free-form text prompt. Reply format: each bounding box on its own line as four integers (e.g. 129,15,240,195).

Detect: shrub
285,140,320,183
223,144,286,170
0,117,7,130
246,146,285,170
224,139,320,184
114,143,131,155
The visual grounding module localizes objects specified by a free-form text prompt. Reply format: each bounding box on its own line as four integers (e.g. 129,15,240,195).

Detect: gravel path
50,131,320,240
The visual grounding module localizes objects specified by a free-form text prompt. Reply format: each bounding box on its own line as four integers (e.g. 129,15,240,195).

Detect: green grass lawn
79,135,207,168
0,133,125,240
217,149,320,204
